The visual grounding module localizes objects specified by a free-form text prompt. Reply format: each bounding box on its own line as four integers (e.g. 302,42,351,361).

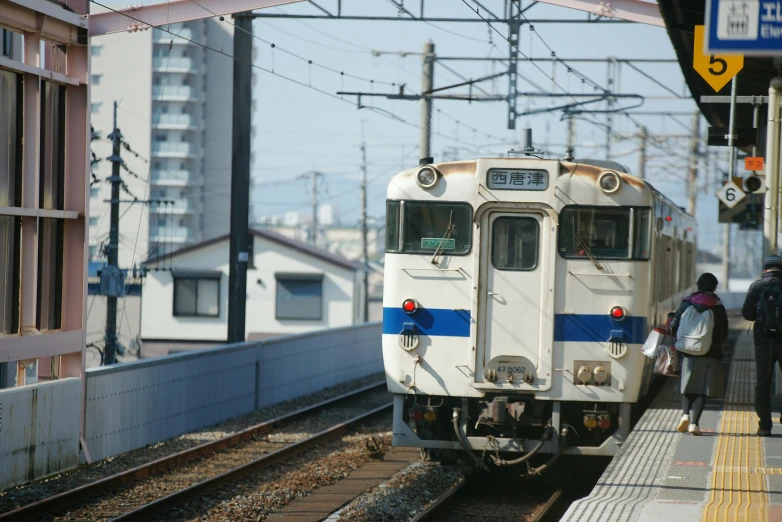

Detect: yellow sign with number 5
693,25,743,92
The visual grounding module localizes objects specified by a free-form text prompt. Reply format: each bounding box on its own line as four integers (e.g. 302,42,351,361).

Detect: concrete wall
0,379,81,489
141,235,359,343
85,323,381,461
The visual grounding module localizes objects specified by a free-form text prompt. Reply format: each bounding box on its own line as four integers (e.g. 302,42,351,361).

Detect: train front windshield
558,206,651,260
385,201,472,254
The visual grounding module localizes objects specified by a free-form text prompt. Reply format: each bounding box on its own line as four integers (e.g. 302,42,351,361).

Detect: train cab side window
385,200,401,253
633,209,652,260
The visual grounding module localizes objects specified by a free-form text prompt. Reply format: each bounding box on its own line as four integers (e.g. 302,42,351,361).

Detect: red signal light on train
665,216,672,222
610,306,625,321
402,299,417,314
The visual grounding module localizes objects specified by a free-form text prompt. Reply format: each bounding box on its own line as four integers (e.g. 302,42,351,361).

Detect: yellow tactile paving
701,336,770,522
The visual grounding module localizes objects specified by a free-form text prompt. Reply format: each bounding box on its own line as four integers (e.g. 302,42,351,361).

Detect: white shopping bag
642,326,674,358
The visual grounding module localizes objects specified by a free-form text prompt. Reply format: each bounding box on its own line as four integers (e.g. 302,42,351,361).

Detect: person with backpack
741,255,782,436
671,273,728,436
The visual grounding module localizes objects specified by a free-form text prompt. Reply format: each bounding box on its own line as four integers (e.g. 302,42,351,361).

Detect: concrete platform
561,328,782,522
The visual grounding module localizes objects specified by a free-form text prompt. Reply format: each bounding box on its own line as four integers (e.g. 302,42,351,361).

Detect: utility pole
687,113,700,215
765,77,782,256
566,113,576,157
310,171,320,247
227,12,252,345
637,125,647,180
723,76,738,290
104,101,122,365
420,40,435,159
360,141,369,322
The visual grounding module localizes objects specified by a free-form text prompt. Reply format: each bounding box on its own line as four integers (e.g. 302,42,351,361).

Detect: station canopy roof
659,0,778,129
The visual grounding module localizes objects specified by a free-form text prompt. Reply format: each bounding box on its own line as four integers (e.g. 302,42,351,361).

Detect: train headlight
609,306,626,322
416,166,439,189
402,299,418,314
598,171,621,194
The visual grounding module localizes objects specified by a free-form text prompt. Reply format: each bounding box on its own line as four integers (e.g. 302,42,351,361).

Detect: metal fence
84,323,382,461
0,378,81,489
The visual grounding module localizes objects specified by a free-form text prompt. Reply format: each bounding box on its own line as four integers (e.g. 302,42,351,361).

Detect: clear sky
96,0,739,257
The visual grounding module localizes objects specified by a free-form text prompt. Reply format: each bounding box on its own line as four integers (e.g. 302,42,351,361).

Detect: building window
40,81,65,211
0,216,21,335
173,275,219,317
37,218,64,331
275,273,323,321
90,186,99,197
2,29,12,57
91,45,102,56
91,74,102,85
89,216,98,226
90,102,102,113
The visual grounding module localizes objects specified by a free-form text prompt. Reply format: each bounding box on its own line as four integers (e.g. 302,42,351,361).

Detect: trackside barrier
0,378,81,489
84,323,382,462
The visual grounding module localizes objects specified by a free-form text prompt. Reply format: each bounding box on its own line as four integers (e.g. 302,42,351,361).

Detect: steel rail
408,479,465,521
110,403,392,521
530,489,565,522
0,381,387,522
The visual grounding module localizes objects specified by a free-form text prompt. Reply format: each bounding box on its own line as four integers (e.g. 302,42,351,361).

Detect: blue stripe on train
383,307,648,343
553,314,648,344
382,308,472,337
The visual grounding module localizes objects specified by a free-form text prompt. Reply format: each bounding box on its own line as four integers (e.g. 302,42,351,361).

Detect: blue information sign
706,0,782,54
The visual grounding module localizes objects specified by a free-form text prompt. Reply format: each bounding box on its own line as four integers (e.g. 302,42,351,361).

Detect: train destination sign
706,0,782,55
421,238,456,250
487,169,549,190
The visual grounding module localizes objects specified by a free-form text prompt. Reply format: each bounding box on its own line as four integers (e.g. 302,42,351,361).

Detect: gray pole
104,101,121,365
638,125,647,180
311,172,319,246
360,142,369,322
764,77,782,256
420,41,434,159
687,114,699,215
227,12,252,344
722,76,738,290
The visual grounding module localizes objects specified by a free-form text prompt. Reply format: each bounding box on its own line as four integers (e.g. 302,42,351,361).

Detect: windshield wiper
575,232,604,271
431,211,456,265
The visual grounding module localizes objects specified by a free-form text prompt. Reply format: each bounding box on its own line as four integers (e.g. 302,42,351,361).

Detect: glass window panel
633,209,652,259
40,81,65,210
558,206,650,261
0,216,20,334
491,217,539,271
0,69,21,207
196,278,219,316
173,278,197,315
401,202,472,255
276,278,323,320
36,218,63,331
385,200,400,253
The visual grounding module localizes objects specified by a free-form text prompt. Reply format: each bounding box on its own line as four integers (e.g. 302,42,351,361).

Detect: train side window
385,200,401,253
491,217,538,271
633,209,651,259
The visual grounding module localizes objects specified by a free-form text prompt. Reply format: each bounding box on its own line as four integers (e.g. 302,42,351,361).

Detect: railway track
409,456,607,522
1,382,390,522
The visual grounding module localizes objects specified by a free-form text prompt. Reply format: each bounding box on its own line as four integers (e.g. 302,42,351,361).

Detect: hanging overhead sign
706,0,782,55
694,25,745,91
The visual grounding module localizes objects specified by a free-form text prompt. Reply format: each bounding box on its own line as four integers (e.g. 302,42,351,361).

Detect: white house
140,229,364,358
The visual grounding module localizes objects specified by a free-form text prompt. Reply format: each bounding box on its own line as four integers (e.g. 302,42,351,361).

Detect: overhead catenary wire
90,1,502,154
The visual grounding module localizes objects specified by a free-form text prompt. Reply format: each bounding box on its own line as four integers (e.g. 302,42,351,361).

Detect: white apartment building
89,16,236,267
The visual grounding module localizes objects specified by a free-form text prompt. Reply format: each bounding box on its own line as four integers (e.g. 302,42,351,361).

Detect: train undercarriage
392,394,632,470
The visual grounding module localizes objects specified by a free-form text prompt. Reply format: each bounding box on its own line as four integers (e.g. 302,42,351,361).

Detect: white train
382,156,696,470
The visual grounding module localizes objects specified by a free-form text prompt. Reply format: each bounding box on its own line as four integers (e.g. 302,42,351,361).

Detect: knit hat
764,255,782,270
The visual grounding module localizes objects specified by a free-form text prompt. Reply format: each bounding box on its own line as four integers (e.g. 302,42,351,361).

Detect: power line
90,1,499,153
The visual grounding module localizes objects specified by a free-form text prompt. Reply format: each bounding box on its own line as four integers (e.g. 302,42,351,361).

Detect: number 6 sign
717,180,746,209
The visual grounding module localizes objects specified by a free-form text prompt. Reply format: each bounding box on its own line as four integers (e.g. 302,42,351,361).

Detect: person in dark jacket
670,273,728,436
741,254,782,436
